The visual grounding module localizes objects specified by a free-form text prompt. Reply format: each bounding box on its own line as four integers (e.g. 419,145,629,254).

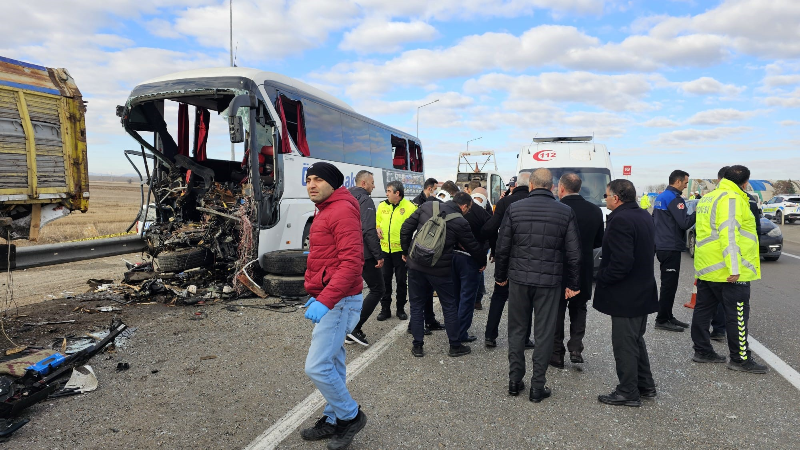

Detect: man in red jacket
299,162,367,450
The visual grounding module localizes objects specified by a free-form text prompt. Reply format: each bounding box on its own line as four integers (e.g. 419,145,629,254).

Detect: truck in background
0,57,89,241
456,151,505,209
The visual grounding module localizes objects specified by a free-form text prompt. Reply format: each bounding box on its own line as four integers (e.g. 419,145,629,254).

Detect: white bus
118,67,425,266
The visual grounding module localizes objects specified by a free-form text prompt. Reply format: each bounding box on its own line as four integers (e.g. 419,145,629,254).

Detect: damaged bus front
118,68,424,293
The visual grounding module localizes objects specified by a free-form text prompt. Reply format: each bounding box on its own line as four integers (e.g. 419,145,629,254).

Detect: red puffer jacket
305,187,365,309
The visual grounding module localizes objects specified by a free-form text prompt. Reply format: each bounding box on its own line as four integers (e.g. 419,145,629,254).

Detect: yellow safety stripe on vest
696,261,726,277
697,192,728,248
726,198,739,275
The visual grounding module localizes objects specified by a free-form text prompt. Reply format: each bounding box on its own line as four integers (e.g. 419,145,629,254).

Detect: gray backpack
409,201,461,267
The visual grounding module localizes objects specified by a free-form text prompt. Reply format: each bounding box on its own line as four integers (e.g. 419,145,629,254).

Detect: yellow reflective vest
694,179,760,282
377,198,417,253
639,195,651,209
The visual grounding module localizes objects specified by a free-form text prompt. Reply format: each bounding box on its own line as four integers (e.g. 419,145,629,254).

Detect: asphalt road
8,233,800,449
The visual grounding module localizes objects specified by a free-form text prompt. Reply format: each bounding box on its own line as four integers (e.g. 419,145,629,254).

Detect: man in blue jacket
653,170,696,332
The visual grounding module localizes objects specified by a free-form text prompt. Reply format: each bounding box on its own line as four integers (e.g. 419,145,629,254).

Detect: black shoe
448,344,472,357
508,380,525,396
570,351,584,364
461,335,477,343
475,302,483,310
692,351,726,363
710,331,726,342
727,358,768,374
300,416,337,441
639,387,657,399
598,390,641,407
396,310,408,320
655,320,684,332
327,407,367,450
529,386,552,403
426,321,446,331
411,345,424,357
525,339,535,349
549,355,565,369
376,310,391,321
485,338,497,348
669,317,689,328
345,329,369,347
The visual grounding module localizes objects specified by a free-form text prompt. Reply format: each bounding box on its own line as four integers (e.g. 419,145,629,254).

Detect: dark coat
481,185,530,256
349,187,383,261
305,188,365,309
494,189,581,289
560,194,604,301
653,186,696,251
463,202,492,251
593,202,658,318
400,200,486,277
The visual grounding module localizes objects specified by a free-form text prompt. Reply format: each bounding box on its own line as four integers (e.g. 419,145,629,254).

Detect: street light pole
416,99,439,138
466,136,482,152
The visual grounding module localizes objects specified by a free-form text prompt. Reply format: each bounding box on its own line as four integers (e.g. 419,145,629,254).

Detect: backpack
409,201,462,267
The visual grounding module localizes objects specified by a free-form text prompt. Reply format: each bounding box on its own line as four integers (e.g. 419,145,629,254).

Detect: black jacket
653,186,696,251
593,202,658,318
411,191,430,206
560,194,604,301
747,193,762,236
463,203,492,251
400,200,486,277
494,189,581,289
482,185,530,256
349,187,382,261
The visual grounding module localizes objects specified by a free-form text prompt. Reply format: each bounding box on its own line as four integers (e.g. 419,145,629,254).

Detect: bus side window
370,126,392,169
409,140,423,172
342,114,371,166
391,135,408,170
303,98,344,162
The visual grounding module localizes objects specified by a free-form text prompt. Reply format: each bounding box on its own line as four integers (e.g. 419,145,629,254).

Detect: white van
516,136,614,215
516,136,614,276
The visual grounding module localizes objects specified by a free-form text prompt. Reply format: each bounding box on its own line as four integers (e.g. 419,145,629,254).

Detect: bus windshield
520,168,611,206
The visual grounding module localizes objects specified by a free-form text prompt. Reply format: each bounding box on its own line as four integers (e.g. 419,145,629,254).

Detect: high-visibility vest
639,195,651,209
376,198,417,253
694,179,760,282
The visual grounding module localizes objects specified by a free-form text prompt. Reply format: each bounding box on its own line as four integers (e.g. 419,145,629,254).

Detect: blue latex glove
304,300,330,324
304,297,316,308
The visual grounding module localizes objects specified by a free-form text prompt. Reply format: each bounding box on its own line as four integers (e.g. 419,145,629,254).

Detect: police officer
639,193,651,211
653,170,696,332
690,165,768,374
376,181,416,321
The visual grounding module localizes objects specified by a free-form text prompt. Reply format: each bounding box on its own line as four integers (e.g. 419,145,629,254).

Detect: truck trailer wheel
261,250,308,276
263,274,307,298
156,248,211,273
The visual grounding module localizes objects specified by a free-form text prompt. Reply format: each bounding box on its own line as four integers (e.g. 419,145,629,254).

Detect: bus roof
138,67,354,112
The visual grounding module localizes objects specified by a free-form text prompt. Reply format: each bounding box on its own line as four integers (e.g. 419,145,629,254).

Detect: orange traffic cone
684,279,697,309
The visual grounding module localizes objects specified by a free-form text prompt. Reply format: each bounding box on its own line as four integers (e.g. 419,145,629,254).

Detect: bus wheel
263,274,307,298
156,248,211,273
262,250,308,276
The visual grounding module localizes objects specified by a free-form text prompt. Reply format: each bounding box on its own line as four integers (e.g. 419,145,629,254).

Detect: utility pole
229,0,235,161
416,99,439,139
466,136,482,152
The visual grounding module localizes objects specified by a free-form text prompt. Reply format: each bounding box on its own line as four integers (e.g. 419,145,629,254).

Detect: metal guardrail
13,235,147,270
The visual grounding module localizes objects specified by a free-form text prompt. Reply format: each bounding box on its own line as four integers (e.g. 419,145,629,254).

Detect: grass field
3,181,144,247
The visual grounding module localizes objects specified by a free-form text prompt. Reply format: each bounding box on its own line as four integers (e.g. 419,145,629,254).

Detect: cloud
762,74,800,88
764,88,800,108
653,126,752,146
679,77,745,96
686,108,762,125
779,120,800,126
352,0,606,19
339,19,438,54
642,117,680,127
465,72,657,112
145,18,182,39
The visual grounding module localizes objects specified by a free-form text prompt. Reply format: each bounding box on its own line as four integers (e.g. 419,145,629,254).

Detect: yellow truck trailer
0,56,89,240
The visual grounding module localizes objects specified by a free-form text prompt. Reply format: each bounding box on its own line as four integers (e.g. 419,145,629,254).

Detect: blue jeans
304,294,363,424
452,252,480,341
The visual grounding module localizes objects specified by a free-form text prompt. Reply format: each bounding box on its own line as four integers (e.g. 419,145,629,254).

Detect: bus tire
156,248,211,273
263,274,307,298
261,250,308,276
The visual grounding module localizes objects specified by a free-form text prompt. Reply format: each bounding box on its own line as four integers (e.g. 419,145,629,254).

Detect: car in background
685,199,782,262
762,194,800,224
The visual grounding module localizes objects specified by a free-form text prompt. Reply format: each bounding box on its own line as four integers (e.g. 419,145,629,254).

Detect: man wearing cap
482,172,534,349
300,162,367,448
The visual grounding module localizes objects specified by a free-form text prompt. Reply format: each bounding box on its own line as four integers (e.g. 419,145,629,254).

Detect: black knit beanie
306,162,344,189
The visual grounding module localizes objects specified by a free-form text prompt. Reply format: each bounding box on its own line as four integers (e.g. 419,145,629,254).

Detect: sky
3,0,800,191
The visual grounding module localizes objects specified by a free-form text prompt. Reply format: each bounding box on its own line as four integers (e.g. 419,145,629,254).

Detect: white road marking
781,252,800,260
749,336,800,391
244,321,408,450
